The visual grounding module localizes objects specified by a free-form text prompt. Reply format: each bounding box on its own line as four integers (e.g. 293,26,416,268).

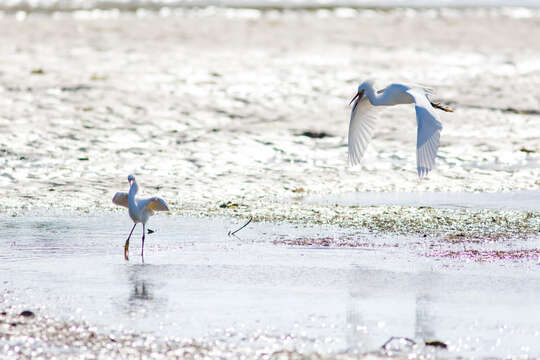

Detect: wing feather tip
153,197,171,212
417,166,431,178
112,192,129,208
348,153,362,167
348,160,359,168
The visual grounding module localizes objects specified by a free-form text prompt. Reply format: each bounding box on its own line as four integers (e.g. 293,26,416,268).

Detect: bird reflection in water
346,266,440,351
414,272,438,341
130,279,152,302
125,265,160,315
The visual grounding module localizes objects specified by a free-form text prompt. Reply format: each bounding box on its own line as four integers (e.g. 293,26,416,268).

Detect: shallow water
2,213,540,358
305,190,540,210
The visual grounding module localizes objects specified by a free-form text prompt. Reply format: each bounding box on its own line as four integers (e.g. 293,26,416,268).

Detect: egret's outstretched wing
348,96,378,166
406,88,443,177
140,197,170,213
112,192,129,208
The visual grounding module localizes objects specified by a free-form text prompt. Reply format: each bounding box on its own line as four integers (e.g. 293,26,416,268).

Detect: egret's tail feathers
430,102,453,112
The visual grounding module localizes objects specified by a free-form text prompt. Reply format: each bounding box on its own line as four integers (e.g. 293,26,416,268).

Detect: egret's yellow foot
124,239,130,261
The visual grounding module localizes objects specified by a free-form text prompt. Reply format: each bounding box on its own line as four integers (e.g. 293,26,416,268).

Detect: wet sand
0,8,539,229
1,7,540,359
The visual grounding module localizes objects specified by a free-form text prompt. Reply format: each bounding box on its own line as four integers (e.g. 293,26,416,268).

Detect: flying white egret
112,175,170,260
348,79,452,177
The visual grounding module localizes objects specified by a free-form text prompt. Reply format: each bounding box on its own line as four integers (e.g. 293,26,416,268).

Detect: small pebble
20,310,35,318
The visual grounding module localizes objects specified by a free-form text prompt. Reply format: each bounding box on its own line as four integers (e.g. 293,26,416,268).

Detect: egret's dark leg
430,101,453,112
141,223,146,258
124,223,137,261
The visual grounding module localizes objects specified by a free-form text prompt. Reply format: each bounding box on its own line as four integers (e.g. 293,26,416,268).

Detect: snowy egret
348,80,452,177
112,175,170,260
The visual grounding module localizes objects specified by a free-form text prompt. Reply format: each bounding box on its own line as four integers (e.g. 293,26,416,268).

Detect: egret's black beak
349,89,364,106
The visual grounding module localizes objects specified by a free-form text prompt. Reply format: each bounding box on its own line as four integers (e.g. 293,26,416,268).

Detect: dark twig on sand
381,336,416,350
228,217,252,236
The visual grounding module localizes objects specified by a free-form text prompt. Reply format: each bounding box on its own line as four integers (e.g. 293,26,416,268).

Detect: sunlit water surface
1,213,540,358
305,190,540,210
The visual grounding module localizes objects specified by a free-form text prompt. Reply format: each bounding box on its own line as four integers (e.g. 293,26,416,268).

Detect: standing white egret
112,174,170,260
348,79,452,177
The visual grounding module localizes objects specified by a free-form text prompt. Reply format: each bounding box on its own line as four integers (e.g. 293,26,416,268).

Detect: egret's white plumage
113,174,170,260
112,192,129,208
348,80,451,177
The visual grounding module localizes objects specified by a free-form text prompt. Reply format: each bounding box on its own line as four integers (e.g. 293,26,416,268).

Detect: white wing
140,197,170,214
112,192,129,208
348,96,378,166
406,88,443,177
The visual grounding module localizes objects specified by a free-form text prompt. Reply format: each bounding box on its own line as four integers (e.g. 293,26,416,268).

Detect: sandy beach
1,6,540,359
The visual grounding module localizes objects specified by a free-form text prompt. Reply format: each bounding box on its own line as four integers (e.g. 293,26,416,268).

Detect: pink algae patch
427,249,540,262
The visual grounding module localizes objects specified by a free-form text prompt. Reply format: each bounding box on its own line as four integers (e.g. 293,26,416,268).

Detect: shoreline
2,199,539,240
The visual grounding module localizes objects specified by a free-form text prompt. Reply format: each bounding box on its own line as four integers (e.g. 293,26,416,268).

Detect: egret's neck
128,181,138,205
363,84,386,106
